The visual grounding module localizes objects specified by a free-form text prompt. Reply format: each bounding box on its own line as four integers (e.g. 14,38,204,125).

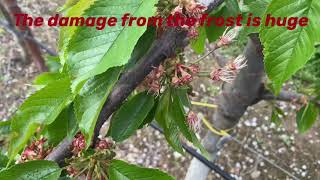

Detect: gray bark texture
185,35,265,180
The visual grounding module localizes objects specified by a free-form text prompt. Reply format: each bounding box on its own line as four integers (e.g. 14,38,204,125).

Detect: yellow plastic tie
202,117,230,137
191,101,218,109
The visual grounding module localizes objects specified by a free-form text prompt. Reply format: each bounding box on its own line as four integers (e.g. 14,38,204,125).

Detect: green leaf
171,89,208,156
175,87,191,108
205,6,228,43
260,0,320,93
225,0,241,16
244,0,271,16
43,105,78,146
0,153,8,170
66,0,158,87
271,106,285,126
125,27,156,70
0,160,61,180
58,0,96,60
0,120,11,135
108,160,174,180
191,27,207,54
205,1,240,43
57,0,80,12
296,103,319,133
155,89,183,153
8,78,72,162
45,55,61,73
33,73,63,86
139,99,158,129
109,92,155,142
239,0,271,36
75,67,121,147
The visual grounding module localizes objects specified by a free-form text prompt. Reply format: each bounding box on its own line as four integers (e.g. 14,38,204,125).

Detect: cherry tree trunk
185,35,264,180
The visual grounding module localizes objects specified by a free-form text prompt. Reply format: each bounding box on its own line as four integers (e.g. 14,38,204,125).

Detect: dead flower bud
227,55,247,71
187,111,200,131
71,133,86,155
20,137,51,163
218,26,241,46
210,68,236,84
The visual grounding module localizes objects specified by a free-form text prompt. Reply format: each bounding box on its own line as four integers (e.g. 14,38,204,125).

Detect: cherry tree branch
46,0,225,166
0,0,48,71
261,89,320,107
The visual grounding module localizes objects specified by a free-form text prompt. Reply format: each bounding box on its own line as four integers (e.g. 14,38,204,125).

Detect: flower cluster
171,0,207,38
95,138,114,150
187,111,200,131
142,65,165,95
70,133,86,155
172,64,199,86
210,55,247,83
20,137,51,162
66,137,116,179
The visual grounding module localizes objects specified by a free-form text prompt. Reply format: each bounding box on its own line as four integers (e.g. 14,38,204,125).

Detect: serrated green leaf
43,105,78,146
75,67,121,146
8,78,73,162
260,0,320,94
109,160,174,180
139,99,158,129
66,0,158,87
0,160,61,180
239,0,271,37
58,0,96,66
33,72,63,86
175,87,191,108
172,89,208,157
296,103,319,133
109,92,154,142
155,89,184,153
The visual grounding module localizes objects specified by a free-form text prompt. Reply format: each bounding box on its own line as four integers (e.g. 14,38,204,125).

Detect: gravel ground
1,1,319,179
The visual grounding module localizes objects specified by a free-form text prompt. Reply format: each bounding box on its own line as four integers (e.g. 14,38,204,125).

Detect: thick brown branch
46,0,225,166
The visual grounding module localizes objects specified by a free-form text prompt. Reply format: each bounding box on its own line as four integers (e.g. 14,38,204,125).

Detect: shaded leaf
125,27,156,70
191,27,207,54
296,103,319,133
155,89,184,153
0,160,61,180
108,92,154,142
109,160,174,180
43,104,78,146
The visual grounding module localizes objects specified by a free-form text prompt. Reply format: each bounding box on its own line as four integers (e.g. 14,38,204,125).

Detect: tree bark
185,35,265,180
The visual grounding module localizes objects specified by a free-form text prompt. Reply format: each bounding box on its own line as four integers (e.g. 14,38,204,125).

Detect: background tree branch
0,0,47,71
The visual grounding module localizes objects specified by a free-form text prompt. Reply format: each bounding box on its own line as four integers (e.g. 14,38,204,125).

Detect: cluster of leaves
1,0,320,179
